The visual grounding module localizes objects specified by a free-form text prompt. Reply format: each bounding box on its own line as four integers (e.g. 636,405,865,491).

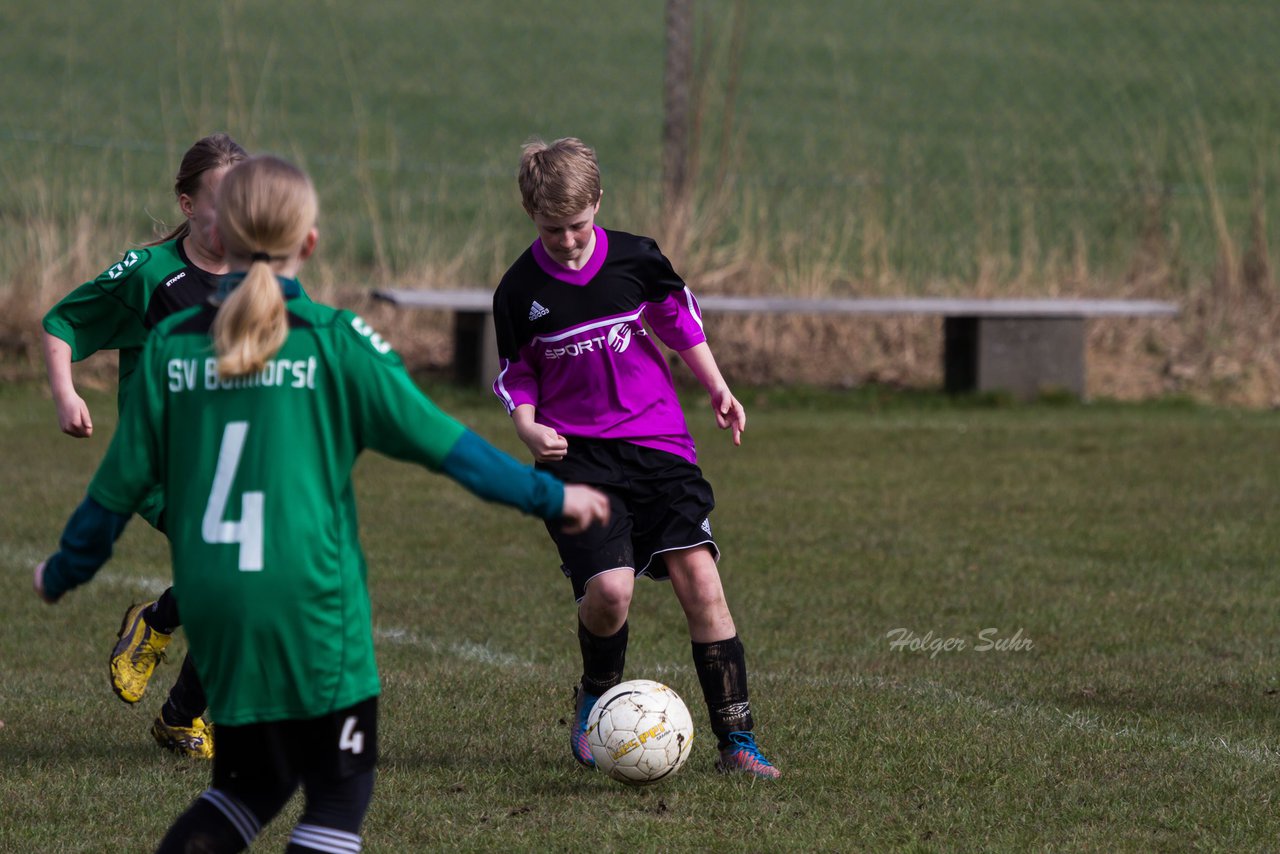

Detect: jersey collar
531,225,609,286
217,272,305,301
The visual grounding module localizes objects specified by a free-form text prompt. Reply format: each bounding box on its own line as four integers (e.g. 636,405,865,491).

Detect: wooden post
662,0,694,257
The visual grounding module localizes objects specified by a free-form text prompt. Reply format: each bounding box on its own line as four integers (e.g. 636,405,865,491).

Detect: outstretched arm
35,496,132,603
42,332,93,438
439,429,607,532
677,342,746,446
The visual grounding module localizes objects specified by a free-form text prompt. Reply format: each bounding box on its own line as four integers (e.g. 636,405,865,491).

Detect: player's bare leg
571,569,634,767
666,547,780,780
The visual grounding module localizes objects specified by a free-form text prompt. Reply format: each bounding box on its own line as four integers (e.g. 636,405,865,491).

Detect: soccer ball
585,679,695,785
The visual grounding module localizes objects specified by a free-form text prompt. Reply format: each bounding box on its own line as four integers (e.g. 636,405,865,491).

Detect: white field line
12,555,532,670
3,540,172,596
752,670,1280,767
20,554,1270,768
374,626,534,669
1,542,52,567
93,572,172,597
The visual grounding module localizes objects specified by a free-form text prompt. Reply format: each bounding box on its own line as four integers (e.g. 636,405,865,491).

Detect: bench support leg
454,311,499,389
944,316,1085,400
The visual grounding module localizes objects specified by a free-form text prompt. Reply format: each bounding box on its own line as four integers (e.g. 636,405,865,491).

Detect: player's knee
586,568,632,606
583,570,634,622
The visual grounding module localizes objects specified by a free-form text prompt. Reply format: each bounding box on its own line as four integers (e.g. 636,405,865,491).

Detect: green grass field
3,380,1279,851
3,0,1278,291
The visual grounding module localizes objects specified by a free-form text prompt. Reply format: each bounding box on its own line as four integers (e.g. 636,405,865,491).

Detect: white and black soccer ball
585,679,695,785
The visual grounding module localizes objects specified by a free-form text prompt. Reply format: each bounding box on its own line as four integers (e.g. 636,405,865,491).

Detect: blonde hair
212,155,318,378
518,137,602,219
144,133,248,247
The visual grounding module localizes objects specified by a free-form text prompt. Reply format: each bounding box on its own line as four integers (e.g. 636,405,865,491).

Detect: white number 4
202,421,264,571
339,716,365,754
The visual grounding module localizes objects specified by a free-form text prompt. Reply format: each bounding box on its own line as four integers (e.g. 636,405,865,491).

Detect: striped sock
288,823,363,853
200,788,262,848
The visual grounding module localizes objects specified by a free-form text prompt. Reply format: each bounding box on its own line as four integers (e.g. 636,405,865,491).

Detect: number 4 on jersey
202,421,264,571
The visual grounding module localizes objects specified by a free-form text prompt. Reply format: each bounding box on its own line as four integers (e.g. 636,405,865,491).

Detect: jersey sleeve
336,312,467,467
439,430,564,518
645,286,707,352
337,313,566,519
42,249,153,360
39,496,132,601
639,239,706,351
491,283,540,413
492,356,540,414
86,331,167,514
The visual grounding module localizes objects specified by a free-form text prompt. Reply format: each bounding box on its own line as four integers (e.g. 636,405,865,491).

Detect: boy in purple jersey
492,137,780,779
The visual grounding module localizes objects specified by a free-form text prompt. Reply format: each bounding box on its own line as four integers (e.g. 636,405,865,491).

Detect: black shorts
212,696,379,798
538,438,719,602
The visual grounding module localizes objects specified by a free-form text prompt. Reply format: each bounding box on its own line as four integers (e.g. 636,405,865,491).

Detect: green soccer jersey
42,239,221,414
84,285,564,726
43,240,311,528
44,240,221,527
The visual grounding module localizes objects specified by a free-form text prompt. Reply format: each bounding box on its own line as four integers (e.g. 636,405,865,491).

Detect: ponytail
211,258,288,377
210,155,317,378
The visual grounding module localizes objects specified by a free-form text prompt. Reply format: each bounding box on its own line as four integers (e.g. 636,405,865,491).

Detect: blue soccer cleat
571,683,599,768
716,731,781,780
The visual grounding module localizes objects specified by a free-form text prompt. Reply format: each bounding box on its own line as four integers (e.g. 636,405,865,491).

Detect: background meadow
2,0,1279,401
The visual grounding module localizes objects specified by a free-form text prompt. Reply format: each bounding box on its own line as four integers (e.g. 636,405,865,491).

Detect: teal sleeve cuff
43,496,132,601
440,430,565,520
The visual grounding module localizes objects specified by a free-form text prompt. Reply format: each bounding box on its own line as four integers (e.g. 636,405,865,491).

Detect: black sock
145,587,182,634
691,635,754,744
156,795,253,854
578,619,628,697
161,653,208,726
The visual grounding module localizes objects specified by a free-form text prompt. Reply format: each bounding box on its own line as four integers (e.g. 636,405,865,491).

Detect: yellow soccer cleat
151,715,214,760
109,602,171,704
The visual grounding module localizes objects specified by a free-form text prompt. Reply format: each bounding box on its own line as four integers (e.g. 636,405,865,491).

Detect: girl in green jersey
35,155,609,853
42,133,250,759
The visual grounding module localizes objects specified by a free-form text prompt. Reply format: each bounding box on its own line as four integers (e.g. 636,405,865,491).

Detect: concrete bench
371,288,1178,399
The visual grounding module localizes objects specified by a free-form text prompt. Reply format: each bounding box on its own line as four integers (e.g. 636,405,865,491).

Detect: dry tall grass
4,137,1276,407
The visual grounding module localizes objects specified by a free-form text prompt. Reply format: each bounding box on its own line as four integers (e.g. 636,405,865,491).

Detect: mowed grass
2,378,1280,851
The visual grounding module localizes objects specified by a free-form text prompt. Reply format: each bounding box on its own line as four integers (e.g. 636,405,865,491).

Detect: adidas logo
700,518,713,536
528,301,550,321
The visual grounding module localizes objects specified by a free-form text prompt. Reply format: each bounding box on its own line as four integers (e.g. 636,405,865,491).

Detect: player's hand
33,561,55,604
710,387,746,446
560,484,611,534
517,421,569,463
54,392,93,438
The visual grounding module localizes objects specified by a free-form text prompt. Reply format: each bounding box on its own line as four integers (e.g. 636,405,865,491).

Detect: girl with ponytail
210,154,318,377
35,154,609,852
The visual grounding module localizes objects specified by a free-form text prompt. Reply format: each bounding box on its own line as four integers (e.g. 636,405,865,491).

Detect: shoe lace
724,731,774,766
131,643,165,671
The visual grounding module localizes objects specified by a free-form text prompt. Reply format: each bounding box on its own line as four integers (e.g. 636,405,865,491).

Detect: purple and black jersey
492,228,707,463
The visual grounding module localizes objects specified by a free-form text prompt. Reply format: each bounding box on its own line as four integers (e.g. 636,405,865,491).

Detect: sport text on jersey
167,357,318,392
543,320,646,360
